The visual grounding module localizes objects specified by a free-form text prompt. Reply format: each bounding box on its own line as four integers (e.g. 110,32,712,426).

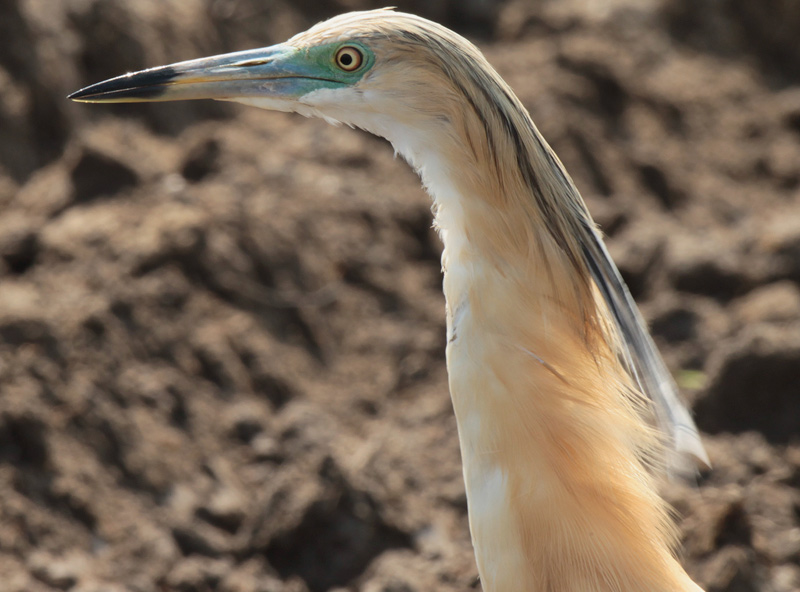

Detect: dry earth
1,0,800,591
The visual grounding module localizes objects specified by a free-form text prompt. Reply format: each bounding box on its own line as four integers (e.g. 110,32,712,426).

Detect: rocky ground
1,0,800,591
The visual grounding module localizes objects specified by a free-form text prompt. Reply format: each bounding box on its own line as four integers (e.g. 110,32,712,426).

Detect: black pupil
340,52,353,66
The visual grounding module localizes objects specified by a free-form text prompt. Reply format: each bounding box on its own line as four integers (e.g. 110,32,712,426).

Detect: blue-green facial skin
290,40,375,92
206,41,376,102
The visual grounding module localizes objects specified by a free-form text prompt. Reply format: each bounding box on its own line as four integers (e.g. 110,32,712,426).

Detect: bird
70,9,709,592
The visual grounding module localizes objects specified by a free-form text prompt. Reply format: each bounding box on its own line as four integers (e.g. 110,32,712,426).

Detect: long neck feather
387,50,703,592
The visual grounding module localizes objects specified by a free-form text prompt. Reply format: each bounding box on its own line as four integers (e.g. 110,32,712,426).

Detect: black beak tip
68,88,90,101
67,66,180,102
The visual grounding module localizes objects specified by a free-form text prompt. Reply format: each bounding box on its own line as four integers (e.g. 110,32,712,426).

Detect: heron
70,9,709,591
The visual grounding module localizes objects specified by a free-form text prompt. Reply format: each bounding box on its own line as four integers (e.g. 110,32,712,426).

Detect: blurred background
1,0,800,590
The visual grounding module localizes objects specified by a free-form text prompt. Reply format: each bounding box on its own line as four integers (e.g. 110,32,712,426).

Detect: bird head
69,9,497,155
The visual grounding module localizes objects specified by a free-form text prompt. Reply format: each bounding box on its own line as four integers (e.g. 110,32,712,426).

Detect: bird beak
68,44,331,104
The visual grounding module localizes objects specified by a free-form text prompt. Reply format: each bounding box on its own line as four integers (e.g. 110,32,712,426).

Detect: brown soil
1,1,800,591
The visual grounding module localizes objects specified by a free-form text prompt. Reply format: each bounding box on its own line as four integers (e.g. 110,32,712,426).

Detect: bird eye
335,46,363,72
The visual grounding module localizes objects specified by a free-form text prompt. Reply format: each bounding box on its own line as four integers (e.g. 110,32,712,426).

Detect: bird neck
386,107,701,591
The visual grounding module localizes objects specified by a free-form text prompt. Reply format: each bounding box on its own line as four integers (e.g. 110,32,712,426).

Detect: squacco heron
70,9,709,591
